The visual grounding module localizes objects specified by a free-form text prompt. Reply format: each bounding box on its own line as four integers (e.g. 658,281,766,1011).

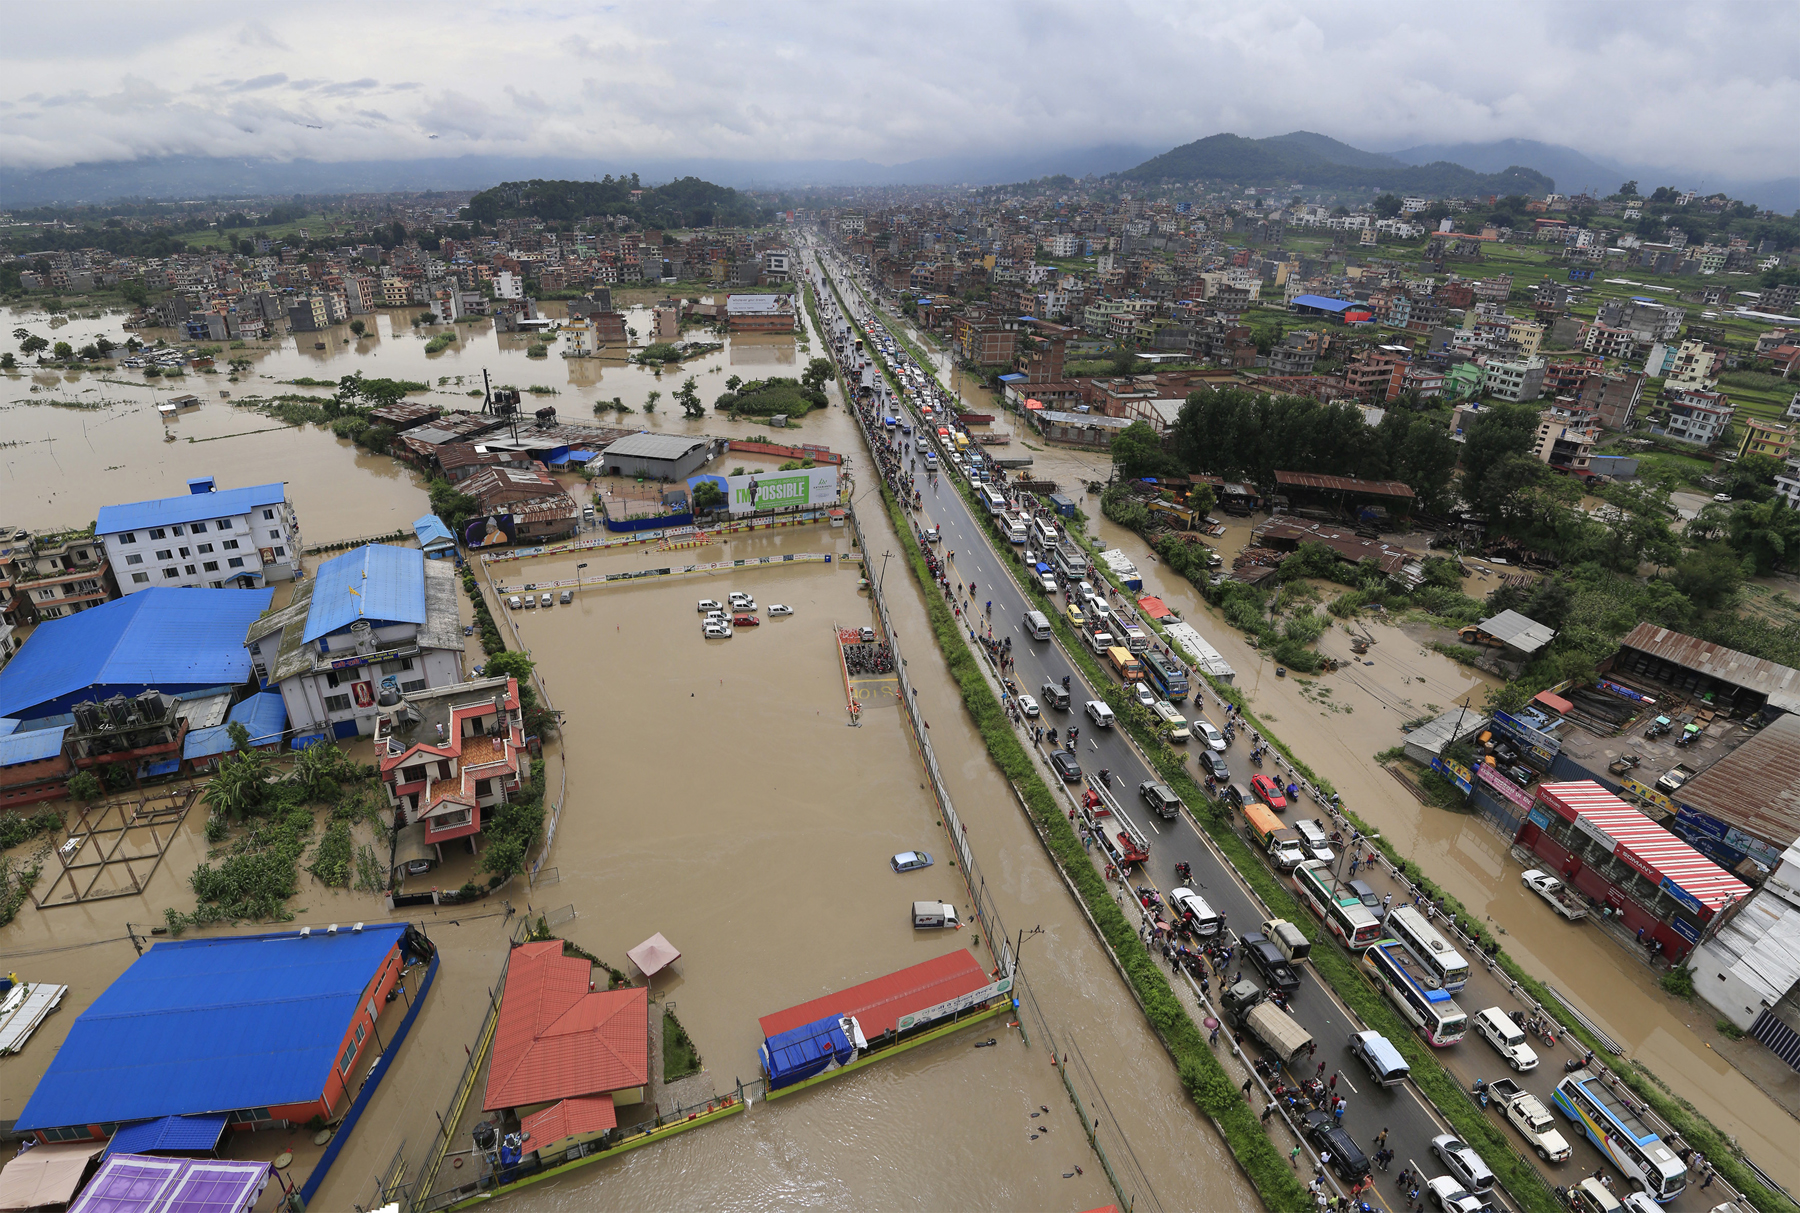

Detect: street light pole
879,550,893,594
576,562,588,595
1013,925,1044,977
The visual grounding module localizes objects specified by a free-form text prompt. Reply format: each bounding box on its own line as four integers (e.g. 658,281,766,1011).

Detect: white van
1347,1030,1411,1088
1472,1006,1539,1071
1170,887,1224,936
911,900,960,929
1024,610,1053,640
1293,818,1334,864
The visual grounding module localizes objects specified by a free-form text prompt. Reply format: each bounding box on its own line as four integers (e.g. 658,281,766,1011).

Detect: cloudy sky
4,1,1796,180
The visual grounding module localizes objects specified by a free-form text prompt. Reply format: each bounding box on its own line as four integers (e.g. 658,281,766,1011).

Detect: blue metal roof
103,1112,227,1158
1291,294,1355,312
0,725,67,767
0,589,275,722
96,483,287,537
15,923,411,1131
412,514,455,549
0,718,18,736
303,545,425,644
182,693,287,760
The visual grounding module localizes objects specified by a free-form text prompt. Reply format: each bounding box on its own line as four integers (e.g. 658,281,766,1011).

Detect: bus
1142,650,1189,702
1384,906,1470,992
1362,940,1467,1046
980,486,1007,517
1292,861,1384,950
1553,1075,1686,1202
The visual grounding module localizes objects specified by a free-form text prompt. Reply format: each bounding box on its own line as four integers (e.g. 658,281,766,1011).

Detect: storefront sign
1492,710,1562,757
329,655,369,671
1477,762,1534,810
1723,825,1781,869
691,468,842,516
1620,778,1674,816
1612,843,1661,885
1431,756,1473,795
896,976,1012,1032
1659,877,1704,916
1527,805,1555,830
1668,915,1701,944
1574,814,1618,851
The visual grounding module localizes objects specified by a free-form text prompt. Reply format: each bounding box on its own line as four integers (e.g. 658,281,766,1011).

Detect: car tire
1511,1059,1523,1071
1536,1146,1548,1160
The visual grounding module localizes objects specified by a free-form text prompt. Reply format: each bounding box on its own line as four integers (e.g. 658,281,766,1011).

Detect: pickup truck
1520,870,1588,921
1241,931,1301,994
1485,1077,1572,1162
1220,979,1312,1067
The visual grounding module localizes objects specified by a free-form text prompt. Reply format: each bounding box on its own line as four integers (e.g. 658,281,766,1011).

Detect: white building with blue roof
245,545,464,740
97,475,302,595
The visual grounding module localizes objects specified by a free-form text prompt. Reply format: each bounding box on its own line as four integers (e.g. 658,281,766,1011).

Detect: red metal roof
1534,782,1749,912
758,950,990,1040
519,1093,616,1145
483,942,648,1111
1137,596,1172,620
1273,470,1416,499
1533,690,1573,715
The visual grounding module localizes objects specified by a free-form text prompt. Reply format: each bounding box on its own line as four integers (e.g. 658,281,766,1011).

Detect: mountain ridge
1119,132,1556,196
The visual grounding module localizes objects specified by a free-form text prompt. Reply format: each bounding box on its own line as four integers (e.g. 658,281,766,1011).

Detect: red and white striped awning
1535,782,1748,912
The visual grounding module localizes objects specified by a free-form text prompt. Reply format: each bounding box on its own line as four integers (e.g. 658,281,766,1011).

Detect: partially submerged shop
1516,781,1750,960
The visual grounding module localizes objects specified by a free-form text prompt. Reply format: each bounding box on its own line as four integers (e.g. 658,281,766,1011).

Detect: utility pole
1013,925,1044,977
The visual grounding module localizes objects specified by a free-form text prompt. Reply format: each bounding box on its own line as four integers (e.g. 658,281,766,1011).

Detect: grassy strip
824,266,1310,1210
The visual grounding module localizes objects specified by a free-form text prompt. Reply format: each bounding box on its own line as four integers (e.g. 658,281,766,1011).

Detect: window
401,678,427,693
339,1037,358,1075
155,549,173,560
324,693,352,712
210,581,223,588
178,547,190,558
263,509,275,521
401,765,426,784
163,568,179,579
131,572,149,584
273,546,286,557
475,778,493,798
120,532,137,544
223,539,239,550
269,530,281,540
41,1126,91,1143
149,528,166,540
325,670,342,688
228,557,244,568
203,561,219,572
37,588,57,600
216,520,232,531
183,564,197,575
191,521,207,533
171,525,184,536
126,554,143,565
197,543,213,554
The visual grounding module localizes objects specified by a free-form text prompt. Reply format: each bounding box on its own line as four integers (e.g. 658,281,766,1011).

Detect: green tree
691,480,727,512
94,336,115,356
119,280,150,307
348,319,366,337
1725,498,1800,574
1669,544,1747,609
227,721,251,753
644,389,660,413
481,650,536,690
67,770,104,802
0,353,15,371
52,341,73,360
19,335,47,355
801,356,837,393
204,749,271,820
1719,453,1782,502
725,374,742,392
675,376,704,417
478,835,526,882
1461,403,1544,522
1618,181,1640,197
1187,482,1216,517
426,477,479,535
1372,193,1403,219
1110,420,1175,481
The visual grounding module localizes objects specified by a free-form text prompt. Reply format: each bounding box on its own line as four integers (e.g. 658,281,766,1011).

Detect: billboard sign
689,468,841,516
895,976,1011,1033
1431,756,1473,795
1477,761,1534,810
1492,710,1561,757
463,514,517,548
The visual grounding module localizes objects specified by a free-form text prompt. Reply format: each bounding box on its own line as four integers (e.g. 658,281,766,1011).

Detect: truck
1220,979,1313,1067
1520,870,1588,921
1078,786,1150,868
911,900,961,929
760,1013,867,1090
1244,802,1309,870
1082,623,1116,655
1106,645,1144,682
1241,931,1301,994
1485,1077,1572,1162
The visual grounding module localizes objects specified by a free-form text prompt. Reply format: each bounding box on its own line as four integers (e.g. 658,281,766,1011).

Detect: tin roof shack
413,514,457,559
1401,706,1493,768
459,468,582,544
1605,623,1800,718
0,723,72,809
367,401,444,432
1688,837,1800,1039
375,675,525,859
14,922,420,1145
1516,781,1749,961
1030,409,1134,449
181,691,287,773
1250,518,1427,591
0,587,273,726
1461,609,1557,664
1667,711,1800,874
597,432,716,482
482,941,649,1141
245,545,464,742
1272,470,1416,526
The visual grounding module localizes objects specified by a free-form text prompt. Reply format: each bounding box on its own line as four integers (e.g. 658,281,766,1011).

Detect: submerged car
702,622,732,639
890,851,933,873
767,603,793,616
732,614,760,627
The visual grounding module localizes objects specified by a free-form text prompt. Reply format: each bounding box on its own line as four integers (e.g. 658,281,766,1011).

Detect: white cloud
0,0,1794,182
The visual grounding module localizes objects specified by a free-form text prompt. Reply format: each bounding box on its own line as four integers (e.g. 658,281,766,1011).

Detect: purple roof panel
70,1156,269,1213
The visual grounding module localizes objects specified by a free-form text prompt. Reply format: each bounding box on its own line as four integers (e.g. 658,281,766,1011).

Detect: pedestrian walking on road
1317,1060,1327,1078
1701,1166,1716,1191
1373,1127,1388,1150
1307,1039,1317,1060
1328,1071,1339,1092
1262,1100,1277,1123
1243,1078,1254,1101
1290,1145,1302,1168
1349,856,1360,877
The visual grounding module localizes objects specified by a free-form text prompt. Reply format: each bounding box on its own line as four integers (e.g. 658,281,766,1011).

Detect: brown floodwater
1010,439,1800,1185
2,299,1261,1210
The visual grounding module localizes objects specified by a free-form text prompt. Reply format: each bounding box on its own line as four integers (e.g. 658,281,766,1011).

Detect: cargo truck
760,1013,868,1090
1220,979,1312,1067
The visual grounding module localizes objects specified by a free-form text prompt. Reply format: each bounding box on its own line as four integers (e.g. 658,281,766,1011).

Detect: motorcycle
1175,861,1192,883
1564,1052,1595,1073
1249,749,1264,767
1472,1078,1489,1110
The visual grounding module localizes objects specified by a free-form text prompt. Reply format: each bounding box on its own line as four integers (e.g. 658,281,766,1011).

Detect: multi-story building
1531,411,1598,474
1738,418,1793,463
1656,339,1719,390
245,544,465,741
1344,351,1405,402
375,673,528,857
1484,357,1546,403
0,530,119,625
97,477,302,594
1656,388,1734,446
1578,370,1645,431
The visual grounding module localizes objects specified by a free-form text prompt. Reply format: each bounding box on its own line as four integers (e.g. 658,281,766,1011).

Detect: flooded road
2,299,1260,1210
1008,437,1800,1185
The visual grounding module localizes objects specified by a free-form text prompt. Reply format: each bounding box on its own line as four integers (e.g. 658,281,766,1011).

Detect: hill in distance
1121,131,1555,196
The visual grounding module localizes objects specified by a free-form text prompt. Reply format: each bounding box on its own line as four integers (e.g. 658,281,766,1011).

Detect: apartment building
97,477,303,594
1484,357,1546,403
0,531,119,625
1531,411,1599,474
1656,388,1734,446
1578,370,1645,431
1738,418,1793,463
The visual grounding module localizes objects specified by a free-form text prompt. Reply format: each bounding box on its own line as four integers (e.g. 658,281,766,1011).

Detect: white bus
980,486,1007,517
1385,906,1470,992
1363,941,1467,1047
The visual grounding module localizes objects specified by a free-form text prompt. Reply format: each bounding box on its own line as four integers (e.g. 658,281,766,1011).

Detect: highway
802,241,1727,1212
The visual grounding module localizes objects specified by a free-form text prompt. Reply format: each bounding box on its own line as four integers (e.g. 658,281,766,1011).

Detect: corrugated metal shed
1402,706,1491,761
1616,622,1800,712
182,693,288,761
412,513,455,552
757,950,989,1041
95,483,286,537
1476,609,1557,656
102,1113,227,1158
303,545,426,644
1290,295,1355,312
14,923,409,1131
0,589,274,722
1673,712,1800,853
1536,781,1749,911
599,433,708,461
0,725,67,768
1273,470,1417,499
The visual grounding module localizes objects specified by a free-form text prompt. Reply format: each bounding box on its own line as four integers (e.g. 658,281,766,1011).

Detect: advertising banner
1574,814,1618,851
1477,762,1534,810
1613,843,1661,884
463,514,517,548
688,468,841,516
1621,778,1674,816
1492,709,1562,757
1668,914,1701,943
1527,805,1555,830
1598,678,1654,704
1431,756,1473,795
896,976,1012,1033
1660,876,1704,916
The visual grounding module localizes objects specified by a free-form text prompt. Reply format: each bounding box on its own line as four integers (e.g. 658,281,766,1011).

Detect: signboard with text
690,468,841,516
1477,762,1534,810
1492,710,1561,758
1431,756,1473,796
896,976,1012,1033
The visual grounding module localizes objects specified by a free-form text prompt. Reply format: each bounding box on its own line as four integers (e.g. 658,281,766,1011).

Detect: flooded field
1,302,1262,1210
1012,436,1800,1183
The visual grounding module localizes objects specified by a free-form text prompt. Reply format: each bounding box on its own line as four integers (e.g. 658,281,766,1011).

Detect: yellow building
1738,417,1794,462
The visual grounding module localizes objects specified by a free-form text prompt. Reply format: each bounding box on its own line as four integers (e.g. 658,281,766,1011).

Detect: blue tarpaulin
760,1014,854,1090
103,1113,227,1158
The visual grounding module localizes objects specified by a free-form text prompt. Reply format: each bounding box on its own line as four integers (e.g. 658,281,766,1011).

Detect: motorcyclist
1062,674,1071,691
1098,768,1111,785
